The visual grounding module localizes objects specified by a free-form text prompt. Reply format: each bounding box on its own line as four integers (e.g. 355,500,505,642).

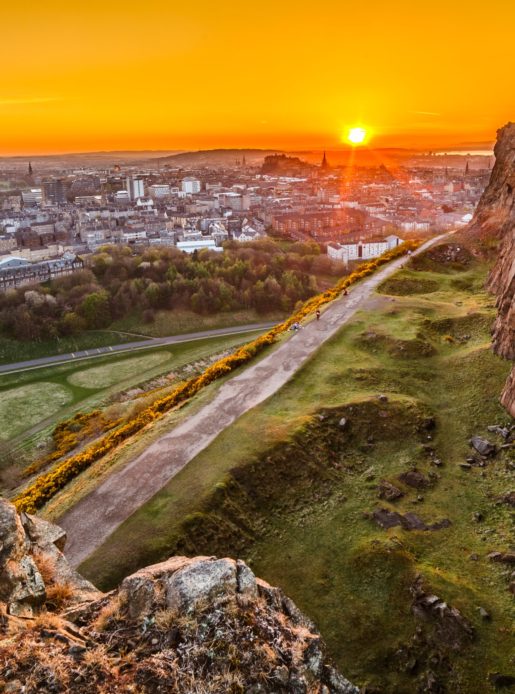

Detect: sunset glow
347,128,367,145
0,0,514,154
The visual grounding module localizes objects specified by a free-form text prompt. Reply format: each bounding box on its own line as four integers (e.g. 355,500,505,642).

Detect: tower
320,151,330,171
465,160,469,175
28,162,33,176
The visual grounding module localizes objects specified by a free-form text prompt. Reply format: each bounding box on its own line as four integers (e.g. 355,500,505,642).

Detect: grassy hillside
80,252,514,692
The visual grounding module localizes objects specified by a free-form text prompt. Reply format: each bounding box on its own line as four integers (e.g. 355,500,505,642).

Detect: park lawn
0,382,73,440
80,259,514,693
0,331,264,451
67,352,172,389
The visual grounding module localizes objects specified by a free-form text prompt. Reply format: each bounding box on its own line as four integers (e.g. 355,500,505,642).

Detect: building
0,254,84,291
42,179,70,205
181,177,201,195
126,177,145,201
148,184,171,198
22,189,43,206
176,238,222,253
114,190,131,203
327,234,403,264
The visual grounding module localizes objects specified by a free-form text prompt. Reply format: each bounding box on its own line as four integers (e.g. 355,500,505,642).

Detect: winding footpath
59,234,451,566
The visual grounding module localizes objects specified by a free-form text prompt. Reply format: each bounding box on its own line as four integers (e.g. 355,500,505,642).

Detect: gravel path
59,235,449,567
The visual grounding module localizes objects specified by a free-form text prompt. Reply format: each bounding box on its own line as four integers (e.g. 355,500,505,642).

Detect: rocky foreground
0,498,357,693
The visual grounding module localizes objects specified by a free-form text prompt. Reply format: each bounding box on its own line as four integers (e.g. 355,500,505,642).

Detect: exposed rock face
0,498,357,693
470,122,515,415
0,499,99,618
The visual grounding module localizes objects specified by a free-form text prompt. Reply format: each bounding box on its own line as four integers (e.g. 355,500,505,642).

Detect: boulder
398,469,431,489
372,508,451,532
469,436,497,457
377,480,404,501
0,499,45,617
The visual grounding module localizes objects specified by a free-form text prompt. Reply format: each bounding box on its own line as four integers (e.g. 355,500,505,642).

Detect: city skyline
1,0,514,155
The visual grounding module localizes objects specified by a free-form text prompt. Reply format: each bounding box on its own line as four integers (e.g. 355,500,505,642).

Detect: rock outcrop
0,498,357,693
468,122,515,416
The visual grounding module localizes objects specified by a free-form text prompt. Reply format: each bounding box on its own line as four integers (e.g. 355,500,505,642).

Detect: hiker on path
316,309,321,320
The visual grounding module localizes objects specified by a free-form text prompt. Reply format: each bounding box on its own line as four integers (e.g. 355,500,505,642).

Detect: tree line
0,239,345,341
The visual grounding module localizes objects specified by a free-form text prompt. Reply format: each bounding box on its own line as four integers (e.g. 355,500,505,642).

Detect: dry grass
32,552,54,585
32,610,62,631
154,608,177,632
45,582,74,611
91,595,122,631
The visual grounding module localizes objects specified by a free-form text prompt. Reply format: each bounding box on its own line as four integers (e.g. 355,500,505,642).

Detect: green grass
110,307,285,338
80,257,515,692
67,352,171,389
0,331,139,365
0,331,263,450
0,308,284,365
0,382,73,440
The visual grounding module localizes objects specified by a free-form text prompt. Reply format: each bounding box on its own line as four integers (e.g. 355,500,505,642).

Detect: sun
347,127,367,145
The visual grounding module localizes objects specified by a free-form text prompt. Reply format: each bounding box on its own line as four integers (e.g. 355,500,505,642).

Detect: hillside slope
81,248,515,693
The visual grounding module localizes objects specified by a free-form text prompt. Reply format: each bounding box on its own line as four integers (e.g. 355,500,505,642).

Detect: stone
487,425,511,439
377,480,404,501
338,417,348,429
371,508,451,532
165,557,238,612
478,607,491,621
469,436,497,457
0,499,46,617
377,394,388,402
473,512,484,522
398,469,431,489
488,552,515,565
460,463,472,470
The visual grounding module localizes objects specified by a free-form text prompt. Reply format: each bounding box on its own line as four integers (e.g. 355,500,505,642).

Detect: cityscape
0,150,491,290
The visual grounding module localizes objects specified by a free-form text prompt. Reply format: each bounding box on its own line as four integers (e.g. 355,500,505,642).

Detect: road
0,323,277,375
58,234,450,567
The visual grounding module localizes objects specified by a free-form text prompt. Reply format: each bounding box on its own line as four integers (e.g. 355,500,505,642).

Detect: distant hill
153,148,283,168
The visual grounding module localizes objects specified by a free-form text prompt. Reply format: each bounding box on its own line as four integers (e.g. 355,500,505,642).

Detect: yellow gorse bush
14,241,419,513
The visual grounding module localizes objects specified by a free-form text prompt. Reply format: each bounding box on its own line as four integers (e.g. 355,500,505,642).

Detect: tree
79,291,111,328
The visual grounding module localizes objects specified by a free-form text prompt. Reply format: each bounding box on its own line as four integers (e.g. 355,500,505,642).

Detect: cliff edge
469,122,515,415
0,498,357,693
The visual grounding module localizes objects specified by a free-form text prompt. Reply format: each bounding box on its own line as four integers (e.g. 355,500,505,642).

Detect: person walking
316,309,321,320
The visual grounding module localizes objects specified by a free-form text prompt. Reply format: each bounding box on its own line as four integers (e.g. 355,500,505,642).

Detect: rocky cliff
0,498,357,693
469,122,515,415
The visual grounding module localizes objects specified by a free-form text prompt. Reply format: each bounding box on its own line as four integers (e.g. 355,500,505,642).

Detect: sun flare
347,127,367,145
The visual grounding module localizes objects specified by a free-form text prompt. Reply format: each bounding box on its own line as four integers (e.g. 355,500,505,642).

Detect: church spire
28,161,33,176
321,151,330,170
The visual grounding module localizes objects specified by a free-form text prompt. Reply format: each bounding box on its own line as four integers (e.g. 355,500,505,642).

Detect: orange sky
1,0,514,155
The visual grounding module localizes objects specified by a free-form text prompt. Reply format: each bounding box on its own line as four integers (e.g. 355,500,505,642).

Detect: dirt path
59,235,450,567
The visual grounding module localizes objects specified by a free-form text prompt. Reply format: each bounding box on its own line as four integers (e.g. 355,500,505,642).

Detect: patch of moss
378,276,439,295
